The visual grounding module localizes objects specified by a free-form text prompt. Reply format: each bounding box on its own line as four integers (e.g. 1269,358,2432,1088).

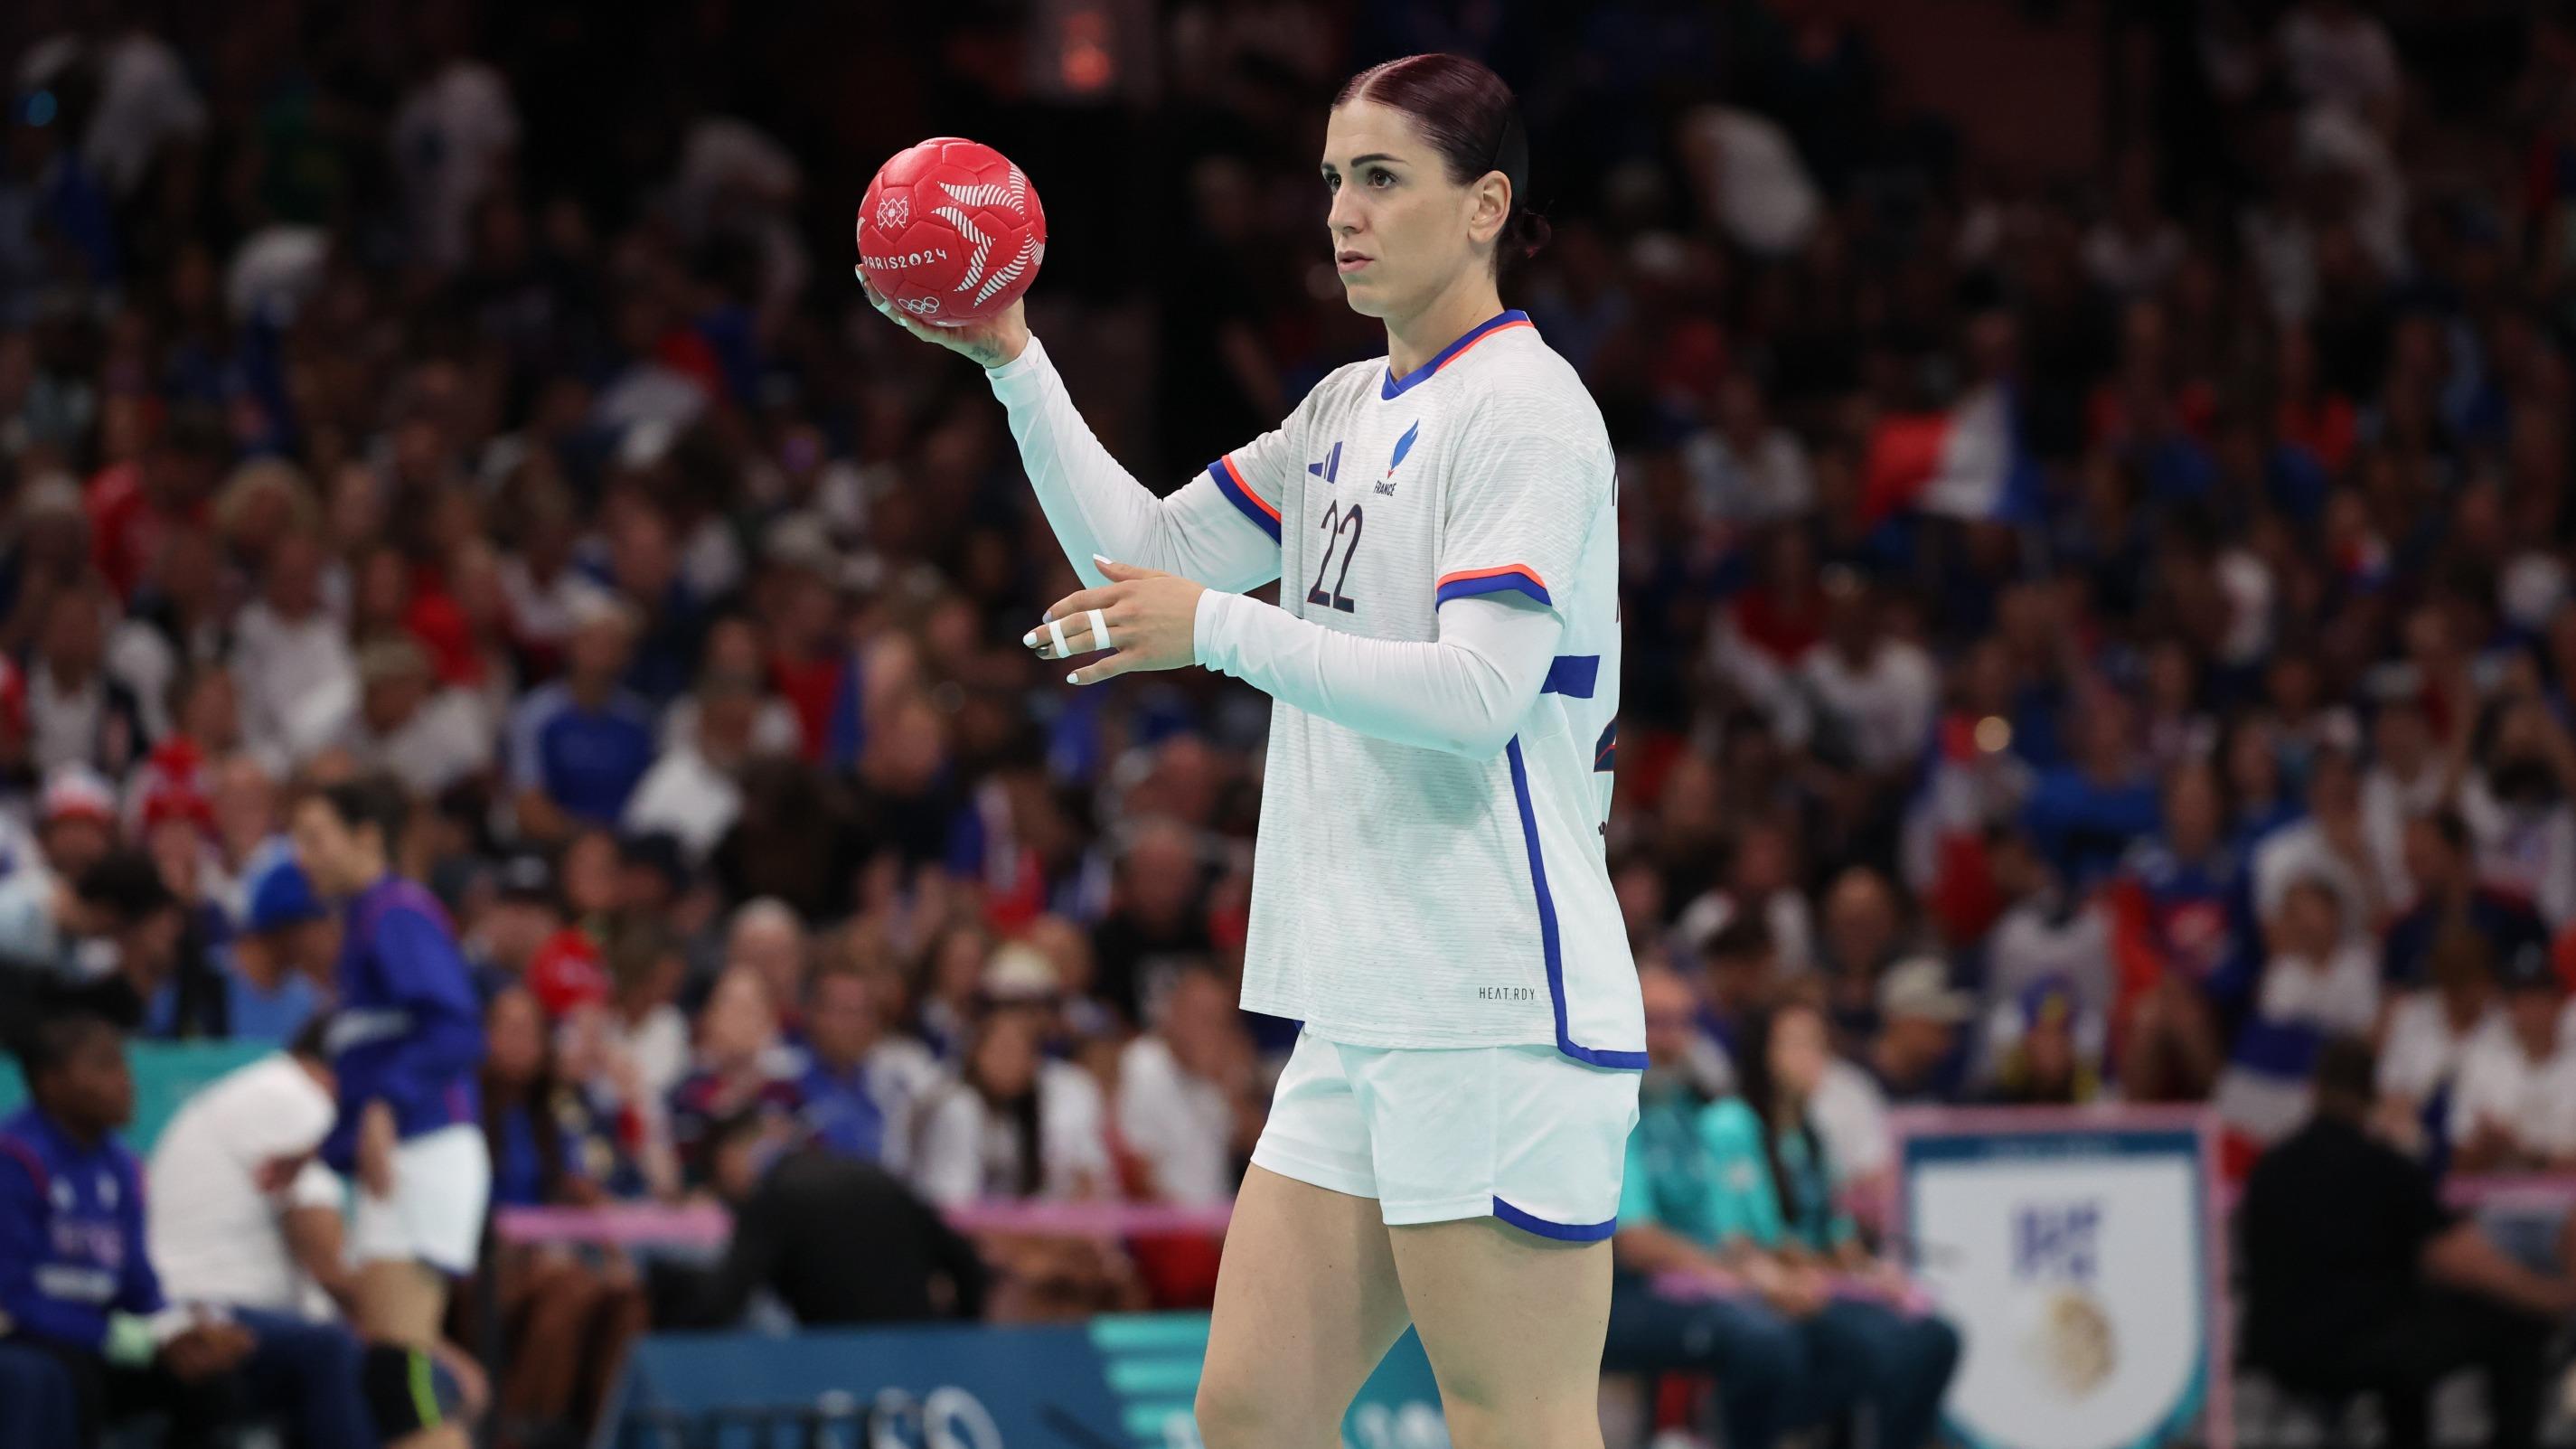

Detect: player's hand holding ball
1026,556,1206,686
855,136,1043,369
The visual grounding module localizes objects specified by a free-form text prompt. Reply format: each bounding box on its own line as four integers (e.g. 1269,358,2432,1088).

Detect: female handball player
863,52,1642,1449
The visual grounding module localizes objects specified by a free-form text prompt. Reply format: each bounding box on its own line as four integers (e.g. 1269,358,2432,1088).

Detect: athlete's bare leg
1389,1218,1612,1449
1197,1166,1414,1448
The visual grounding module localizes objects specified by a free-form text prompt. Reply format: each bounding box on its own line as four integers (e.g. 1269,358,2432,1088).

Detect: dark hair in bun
1336,52,1550,280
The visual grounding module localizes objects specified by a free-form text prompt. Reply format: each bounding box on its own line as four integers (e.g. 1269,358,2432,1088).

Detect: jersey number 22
1307,502,1364,614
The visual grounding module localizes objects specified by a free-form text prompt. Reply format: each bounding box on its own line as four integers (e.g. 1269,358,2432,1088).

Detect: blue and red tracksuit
320,876,485,1171
0,1106,162,1354
0,1105,378,1447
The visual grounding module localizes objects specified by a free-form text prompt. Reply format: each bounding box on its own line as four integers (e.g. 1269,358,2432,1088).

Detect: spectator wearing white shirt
2216,877,2383,1156
2082,154,2188,300
2360,696,2452,911
1116,966,1256,1206
2278,0,2402,127
2252,748,2383,948
391,53,520,275
2448,949,2576,1173
623,669,756,866
1680,373,1812,525
915,999,1111,1207
25,582,147,779
144,1032,346,1319
2457,697,2576,933
1797,569,1937,779
326,636,493,797
230,532,355,765
2376,927,2505,1158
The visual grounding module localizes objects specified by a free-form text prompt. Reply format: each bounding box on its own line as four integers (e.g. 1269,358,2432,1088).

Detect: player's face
1321,100,1500,321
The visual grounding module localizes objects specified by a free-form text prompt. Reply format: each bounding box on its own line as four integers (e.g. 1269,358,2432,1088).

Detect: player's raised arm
859,279,1284,597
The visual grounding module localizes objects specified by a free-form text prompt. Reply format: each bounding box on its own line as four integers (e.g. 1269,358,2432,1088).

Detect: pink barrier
492,1198,1235,1248
492,1171,2576,1252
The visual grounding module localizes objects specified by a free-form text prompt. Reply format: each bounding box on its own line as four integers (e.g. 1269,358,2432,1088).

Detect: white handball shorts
350,1124,491,1275
1250,1029,1641,1239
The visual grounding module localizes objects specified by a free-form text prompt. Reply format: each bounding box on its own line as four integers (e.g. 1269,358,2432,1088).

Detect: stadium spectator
506,589,655,842
2381,809,2548,993
1981,978,2105,1106
144,1025,346,1317
1862,957,1970,1104
1697,1000,1960,1448
665,967,804,1190
0,849,187,1047
1603,966,1813,1449
1116,964,1258,1207
598,913,691,1111
463,852,563,1000
1813,865,1905,1047
2446,946,2576,1174
652,1107,989,1331
145,848,332,1046
476,984,650,1442
622,667,757,864
144,1027,486,1443
2376,926,2504,1158
2215,875,2380,1167
25,581,146,779
2243,1038,2572,1449
795,960,942,1172
1090,816,1216,1029
230,532,355,768
1685,913,1776,1093
1976,828,2114,1070
0,1013,376,1448
28,765,121,886
329,635,494,800
721,896,811,1034
915,997,1113,1207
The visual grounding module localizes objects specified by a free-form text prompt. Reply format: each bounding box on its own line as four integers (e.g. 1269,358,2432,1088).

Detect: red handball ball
857,136,1047,327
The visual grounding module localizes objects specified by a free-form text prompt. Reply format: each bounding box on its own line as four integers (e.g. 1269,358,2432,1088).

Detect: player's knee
1193,1368,1317,1448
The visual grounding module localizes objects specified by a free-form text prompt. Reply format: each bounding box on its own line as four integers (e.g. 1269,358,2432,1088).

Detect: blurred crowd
8,0,2576,1444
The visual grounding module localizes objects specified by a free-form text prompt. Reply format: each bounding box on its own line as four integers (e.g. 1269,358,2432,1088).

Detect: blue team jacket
319,876,485,1171
0,1106,163,1352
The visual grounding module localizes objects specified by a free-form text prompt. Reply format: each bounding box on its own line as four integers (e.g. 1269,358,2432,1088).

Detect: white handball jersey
1199,310,1641,1063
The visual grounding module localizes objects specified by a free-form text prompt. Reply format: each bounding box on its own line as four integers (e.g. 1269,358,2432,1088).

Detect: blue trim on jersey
1540,655,1599,698
1206,460,1283,542
1594,719,1618,773
1435,571,1552,608
1506,737,1650,1071
1381,310,1532,400
1491,1195,1617,1242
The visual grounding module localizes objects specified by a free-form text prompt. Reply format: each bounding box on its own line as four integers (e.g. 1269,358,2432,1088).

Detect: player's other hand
855,268,1029,369
1027,556,1206,685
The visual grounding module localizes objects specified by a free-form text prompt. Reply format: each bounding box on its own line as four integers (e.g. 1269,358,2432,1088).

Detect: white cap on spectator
982,943,1058,1002
40,765,118,827
1878,956,1973,1025
19,472,83,522
564,584,642,637
762,513,838,576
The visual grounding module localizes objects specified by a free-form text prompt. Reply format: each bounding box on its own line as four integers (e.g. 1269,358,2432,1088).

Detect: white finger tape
1047,617,1071,657
1086,607,1112,651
